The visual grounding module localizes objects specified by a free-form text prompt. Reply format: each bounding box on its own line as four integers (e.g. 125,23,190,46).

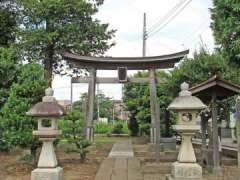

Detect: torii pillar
149,69,161,147
86,68,96,142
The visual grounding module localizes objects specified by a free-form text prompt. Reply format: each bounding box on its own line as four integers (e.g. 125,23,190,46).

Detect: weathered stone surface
166,162,204,180
31,167,63,180
161,137,176,151
95,140,143,180
38,140,58,168
177,133,196,163
109,140,134,157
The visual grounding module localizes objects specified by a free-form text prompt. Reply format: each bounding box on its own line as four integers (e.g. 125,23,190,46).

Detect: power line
147,0,192,38
147,0,187,34
182,21,209,44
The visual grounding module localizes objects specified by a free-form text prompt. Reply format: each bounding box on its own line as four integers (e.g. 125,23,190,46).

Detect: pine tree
17,0,115,83
0,1,17,47
211,0,240,66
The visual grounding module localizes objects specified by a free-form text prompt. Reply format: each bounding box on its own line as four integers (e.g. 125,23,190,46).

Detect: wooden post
149,69,162,160
211,92,222,175
155,98,161,161
86,68,96,142
70,79,73,105
236,96,240,167
200,115,207,166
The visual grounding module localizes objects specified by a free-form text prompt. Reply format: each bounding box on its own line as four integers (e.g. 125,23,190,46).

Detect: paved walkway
109,140,134,157
95,140,143,180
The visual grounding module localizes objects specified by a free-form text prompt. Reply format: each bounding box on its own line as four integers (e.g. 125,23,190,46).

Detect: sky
52,0,215,102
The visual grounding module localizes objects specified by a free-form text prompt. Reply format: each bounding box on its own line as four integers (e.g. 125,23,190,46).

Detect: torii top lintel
63,50,189,70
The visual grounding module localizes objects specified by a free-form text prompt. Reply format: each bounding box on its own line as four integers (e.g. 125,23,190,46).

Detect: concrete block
166,162,205,180
31,167,63,180
162,137,176,151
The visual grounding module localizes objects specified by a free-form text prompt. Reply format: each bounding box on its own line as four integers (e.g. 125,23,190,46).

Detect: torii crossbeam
63,50,189,143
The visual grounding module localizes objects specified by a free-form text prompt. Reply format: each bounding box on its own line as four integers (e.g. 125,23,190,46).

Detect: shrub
60,110,91,161
128,114,139,136
94,122,112,134
121,122,129,134
139,123,150,136
19,154,34,163
112,123,123,134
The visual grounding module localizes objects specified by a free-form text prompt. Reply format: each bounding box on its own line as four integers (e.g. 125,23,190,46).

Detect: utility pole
142,12,147,57
142,13,161,161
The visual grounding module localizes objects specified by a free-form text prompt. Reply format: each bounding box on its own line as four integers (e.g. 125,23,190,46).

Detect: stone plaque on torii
63,50,189,143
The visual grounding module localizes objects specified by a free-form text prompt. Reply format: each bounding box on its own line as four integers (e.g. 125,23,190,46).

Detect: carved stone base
31,167,63,180
166,162,205,180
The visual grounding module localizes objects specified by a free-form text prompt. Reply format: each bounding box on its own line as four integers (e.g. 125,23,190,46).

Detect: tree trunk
44,45,54,87
44,18,54,87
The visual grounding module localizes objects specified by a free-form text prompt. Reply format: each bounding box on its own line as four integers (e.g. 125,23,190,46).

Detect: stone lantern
166,82,206,180
27,87,66,180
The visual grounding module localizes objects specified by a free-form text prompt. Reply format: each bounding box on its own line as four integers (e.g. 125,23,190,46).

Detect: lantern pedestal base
31,167,63,180
166,162,205,180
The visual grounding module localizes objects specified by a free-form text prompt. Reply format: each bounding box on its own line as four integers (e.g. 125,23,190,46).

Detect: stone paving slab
95,158,115,180
109,140,134,158
95,140,142,180
95,157,143,180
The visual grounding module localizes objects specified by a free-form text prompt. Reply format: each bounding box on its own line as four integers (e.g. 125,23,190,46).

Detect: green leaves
211,0,240,65
0,47,19,108
124,51,240,137
0,63,47,150
0,2,17,47
16,0,115,76
124,71,170,136
59,107,91,161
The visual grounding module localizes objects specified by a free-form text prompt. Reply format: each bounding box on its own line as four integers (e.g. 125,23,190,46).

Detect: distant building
57,100,72,110
112,100,129,121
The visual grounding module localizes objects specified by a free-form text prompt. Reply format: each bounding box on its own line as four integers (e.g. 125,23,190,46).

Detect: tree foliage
211,0,240,65
124,71,171,136
124,51,240,137
76,92,114,122
16,0,115,81
168,51,240,97
0,63,47,153
0,47,19,109
0,1,18,47
95,93,114,121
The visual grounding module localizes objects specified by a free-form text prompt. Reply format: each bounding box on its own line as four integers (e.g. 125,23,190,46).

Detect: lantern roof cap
26,87,66,117
168,82,206,111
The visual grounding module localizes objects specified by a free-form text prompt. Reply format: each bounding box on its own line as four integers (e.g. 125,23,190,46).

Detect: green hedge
94,121,129,134
94,122,112,134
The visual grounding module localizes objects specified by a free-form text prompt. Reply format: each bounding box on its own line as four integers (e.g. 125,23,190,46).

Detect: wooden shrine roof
189,75,240,102
63,50,189,70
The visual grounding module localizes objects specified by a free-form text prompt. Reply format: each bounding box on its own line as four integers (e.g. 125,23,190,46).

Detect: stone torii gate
63,50,189,143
